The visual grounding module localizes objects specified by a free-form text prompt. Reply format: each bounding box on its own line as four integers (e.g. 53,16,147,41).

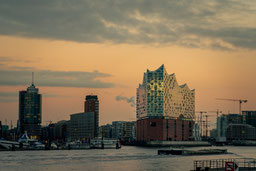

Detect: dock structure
144,141,211,147
158,149,227,155
192,158,256,171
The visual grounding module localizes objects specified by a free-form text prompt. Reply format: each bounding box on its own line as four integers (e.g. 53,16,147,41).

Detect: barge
158,148,227,155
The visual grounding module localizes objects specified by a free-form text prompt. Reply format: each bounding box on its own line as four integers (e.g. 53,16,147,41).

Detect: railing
194,158,234,170
236,158,256,168
194,158,256,170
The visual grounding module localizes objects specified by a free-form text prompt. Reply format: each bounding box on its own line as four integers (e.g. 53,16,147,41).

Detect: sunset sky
0,0,256,130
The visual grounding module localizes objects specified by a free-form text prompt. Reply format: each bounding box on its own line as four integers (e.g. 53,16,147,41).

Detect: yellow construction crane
216,98,247,115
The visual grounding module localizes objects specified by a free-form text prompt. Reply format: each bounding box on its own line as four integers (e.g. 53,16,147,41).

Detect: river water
0,146,256,171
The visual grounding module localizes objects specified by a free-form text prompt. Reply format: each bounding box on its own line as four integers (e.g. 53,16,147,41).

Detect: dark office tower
84,95,99,137
18,74,42,139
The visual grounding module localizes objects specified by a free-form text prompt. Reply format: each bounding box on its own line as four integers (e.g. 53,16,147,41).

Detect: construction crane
45,120,53,126
203,114,217,137
195,111,207,137
208,109,222,118
196,110,221,137
204,115,209,137
216,98,247,115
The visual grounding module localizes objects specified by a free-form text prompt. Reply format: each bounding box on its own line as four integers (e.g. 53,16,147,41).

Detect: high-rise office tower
84,95,99,137
136,65,195,141
18,74,42,139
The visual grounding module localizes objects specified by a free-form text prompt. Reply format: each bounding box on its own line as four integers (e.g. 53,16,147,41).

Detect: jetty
158,148,227,155
232,140,256,146
142,141,211,147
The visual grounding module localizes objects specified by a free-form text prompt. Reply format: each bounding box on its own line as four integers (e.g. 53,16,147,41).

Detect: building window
150,122,156,127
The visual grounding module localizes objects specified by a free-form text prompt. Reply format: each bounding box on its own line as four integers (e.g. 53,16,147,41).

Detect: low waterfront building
226,124,256,141
112,121,125,139
69,112,95,141
41,126,49,141
1,124,9,139
216,113,244,142
99,124,112,138
111,121,136,141
40,123,56,144
242,111,256,127
123,121,136,141
54,120,68,142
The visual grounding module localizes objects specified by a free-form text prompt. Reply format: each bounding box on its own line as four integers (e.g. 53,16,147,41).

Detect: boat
19,132,45,150
90,138,121,149
66,141,90,149
0,133,32,150
0,132,45,150
0,139,30,150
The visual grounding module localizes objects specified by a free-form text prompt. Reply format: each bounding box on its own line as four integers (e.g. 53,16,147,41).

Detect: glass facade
18,83,42,136
146,66,164,118
137,65,195,120
24,86,41,124
69,112,95,141
242,111,256,128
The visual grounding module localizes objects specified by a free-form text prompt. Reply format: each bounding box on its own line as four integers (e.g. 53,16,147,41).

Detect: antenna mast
32,72,34,85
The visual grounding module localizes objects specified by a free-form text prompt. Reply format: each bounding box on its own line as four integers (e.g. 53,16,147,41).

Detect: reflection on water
0,146,256,171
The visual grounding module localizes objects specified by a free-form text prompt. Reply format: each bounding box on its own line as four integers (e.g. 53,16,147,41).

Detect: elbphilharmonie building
136,65,195,141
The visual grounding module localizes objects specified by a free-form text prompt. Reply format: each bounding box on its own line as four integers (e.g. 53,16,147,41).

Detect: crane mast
216,98,247,115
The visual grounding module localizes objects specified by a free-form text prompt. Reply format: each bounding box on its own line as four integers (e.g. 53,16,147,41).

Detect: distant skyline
0,0,256,129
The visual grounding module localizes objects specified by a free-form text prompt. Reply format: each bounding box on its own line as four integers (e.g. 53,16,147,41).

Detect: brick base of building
136,118,194,142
